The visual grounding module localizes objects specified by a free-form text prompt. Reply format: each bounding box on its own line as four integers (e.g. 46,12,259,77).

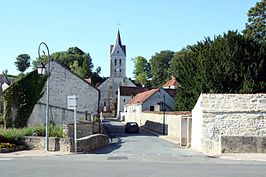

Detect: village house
116,86,149,119
123,88,175,114
28,60,99,125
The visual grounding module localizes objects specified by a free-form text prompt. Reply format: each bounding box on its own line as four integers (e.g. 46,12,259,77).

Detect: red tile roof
163,78,178,87
119,86,149,96
127,88,159,105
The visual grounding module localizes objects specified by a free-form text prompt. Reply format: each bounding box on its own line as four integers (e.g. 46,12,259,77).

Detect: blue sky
0,0,258,78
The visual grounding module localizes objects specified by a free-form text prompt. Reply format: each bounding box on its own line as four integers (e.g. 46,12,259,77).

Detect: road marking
0,158,13,161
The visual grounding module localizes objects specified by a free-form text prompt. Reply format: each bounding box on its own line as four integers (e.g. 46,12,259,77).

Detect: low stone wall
124,111,191,145
64,121,99,139
221,136,266,153
21,135,109,153
76,134,110,153
22,136,70,151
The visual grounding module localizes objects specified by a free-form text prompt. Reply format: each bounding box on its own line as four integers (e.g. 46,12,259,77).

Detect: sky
0,0,259,78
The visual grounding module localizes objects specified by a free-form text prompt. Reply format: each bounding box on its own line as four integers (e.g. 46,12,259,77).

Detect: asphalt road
1,120,266,177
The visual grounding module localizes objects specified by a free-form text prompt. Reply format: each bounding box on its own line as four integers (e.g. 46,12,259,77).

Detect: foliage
133,56,151,86
14,54,31,73
0,143,16,148
33,47,93,78
0,114,3,125
32,46,103,86
243,0,266,43
172,31,266,111
150,50,174,87
2,70,47,128
0,125,64,140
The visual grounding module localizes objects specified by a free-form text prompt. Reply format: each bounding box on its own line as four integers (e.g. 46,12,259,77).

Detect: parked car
124,122,139,133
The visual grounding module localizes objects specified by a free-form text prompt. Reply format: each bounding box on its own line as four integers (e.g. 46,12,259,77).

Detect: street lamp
37,42,50,151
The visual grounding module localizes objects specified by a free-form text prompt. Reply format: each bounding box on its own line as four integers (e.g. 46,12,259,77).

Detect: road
1,120,266,177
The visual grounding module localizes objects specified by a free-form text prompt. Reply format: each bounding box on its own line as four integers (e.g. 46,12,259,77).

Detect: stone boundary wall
22,134,109,152
192,93,266,153
64,121,99,139
123,111,191,145
221,136,266,153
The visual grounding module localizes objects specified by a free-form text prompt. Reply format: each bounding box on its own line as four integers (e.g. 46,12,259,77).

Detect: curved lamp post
37,42,50,151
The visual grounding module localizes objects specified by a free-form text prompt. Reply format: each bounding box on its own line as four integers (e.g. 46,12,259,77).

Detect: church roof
110,30,126,56
116,29,122,47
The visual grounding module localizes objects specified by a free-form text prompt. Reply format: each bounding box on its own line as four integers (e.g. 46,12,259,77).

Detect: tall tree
133,56,151,86
150,50,174,87
15,54,31,73
172,31,266,111
243,0,266,42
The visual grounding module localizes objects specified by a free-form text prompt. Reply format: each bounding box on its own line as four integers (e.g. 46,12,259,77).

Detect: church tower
110,30,126,78
97,30,136,114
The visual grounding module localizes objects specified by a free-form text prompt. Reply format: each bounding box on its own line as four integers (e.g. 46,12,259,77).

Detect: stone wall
64,121,99,139
124,111,191,145
221,136,266,153
192,93,266,153
28,61,99,126
22,134,109,153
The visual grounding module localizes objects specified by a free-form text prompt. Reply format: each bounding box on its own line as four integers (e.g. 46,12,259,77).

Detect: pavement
140,126,266,162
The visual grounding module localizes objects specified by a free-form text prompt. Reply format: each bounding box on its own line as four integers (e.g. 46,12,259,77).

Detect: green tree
173,31,266,111
150,50,174,87
133,56,150,86
243,0,266,42
32,47,95,79
15,54,31,73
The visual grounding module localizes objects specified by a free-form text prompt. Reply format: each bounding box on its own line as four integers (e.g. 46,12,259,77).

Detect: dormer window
117,51,119,54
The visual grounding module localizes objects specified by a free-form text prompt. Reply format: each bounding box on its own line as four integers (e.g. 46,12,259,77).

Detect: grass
0,125,64,143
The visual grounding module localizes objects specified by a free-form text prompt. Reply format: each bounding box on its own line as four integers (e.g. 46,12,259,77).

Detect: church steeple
115,29,122,47
110,30,127,78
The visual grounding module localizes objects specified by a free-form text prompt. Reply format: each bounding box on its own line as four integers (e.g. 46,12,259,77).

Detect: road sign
67,96,77,110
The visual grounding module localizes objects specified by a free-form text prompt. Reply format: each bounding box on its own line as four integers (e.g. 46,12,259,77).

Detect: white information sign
67,96,77,110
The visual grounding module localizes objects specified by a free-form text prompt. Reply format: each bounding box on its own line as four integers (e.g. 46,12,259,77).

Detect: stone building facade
97,30,135,113
28,60,99,125
192,93,266,153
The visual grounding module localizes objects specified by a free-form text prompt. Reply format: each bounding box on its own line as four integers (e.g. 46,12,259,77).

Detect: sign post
67,95,77,153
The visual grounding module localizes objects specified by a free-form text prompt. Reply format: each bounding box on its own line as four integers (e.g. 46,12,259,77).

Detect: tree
15,54,31,73
32,47,95,79
172,31,266,111
133,56,151,86
150,50,174,87
243,0,266,42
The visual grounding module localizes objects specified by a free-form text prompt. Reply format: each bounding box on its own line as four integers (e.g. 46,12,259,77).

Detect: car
124,122,139,133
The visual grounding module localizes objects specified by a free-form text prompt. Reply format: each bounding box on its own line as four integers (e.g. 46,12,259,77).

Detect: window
119,69,121,72
150,106,154,111
115,59,117,66
117,51,119,54
119,59,121,66
115,90,118,95
104,102,106,106
123,99,126,103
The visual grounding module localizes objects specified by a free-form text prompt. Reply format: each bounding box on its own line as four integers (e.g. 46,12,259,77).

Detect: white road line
0,158,13,161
